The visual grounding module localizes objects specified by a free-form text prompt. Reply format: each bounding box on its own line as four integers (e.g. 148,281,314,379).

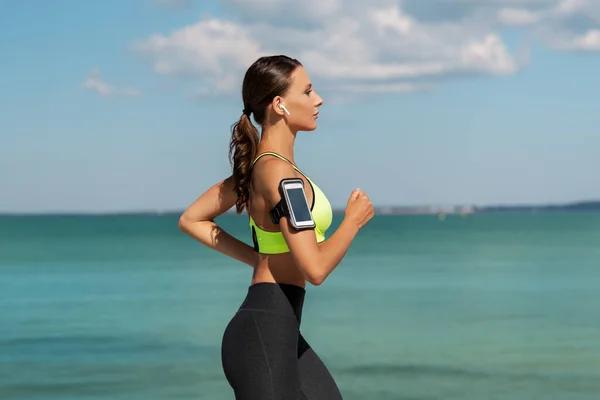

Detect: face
274,66,323,132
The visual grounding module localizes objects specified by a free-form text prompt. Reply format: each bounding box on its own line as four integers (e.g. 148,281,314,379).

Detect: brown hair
228,55,302,214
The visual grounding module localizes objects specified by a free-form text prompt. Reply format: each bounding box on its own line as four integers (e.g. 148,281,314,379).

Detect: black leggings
221,282,344,399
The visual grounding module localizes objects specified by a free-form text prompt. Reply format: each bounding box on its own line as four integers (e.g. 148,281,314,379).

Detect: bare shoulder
252,157,297,207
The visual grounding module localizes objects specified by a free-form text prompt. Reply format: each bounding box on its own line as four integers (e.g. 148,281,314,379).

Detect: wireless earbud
279,104,291,116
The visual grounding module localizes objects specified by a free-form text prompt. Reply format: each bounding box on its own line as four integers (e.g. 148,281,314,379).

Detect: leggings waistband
238,282,306,324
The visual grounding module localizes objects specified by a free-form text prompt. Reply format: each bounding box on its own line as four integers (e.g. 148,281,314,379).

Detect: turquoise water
1,213,599,399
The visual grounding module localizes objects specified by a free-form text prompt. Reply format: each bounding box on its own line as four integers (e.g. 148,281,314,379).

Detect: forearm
314,218,359,283
179,220,256,268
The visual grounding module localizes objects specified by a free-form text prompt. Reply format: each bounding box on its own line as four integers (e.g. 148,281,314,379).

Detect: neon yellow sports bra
249,152,333,254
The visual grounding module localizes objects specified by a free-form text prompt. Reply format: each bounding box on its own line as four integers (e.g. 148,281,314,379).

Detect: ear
270,96,286,117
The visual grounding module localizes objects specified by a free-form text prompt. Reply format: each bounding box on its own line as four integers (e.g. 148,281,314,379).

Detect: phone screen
286,187,312,223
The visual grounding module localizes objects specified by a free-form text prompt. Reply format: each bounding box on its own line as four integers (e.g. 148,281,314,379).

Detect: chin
293,118,318,132
302,121,318,131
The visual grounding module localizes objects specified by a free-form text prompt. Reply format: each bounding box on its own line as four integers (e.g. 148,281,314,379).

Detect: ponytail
229,113,259,214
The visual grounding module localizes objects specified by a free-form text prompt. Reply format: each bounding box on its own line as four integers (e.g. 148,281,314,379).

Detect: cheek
303,97,314,112
291,99,309,117
289,97,314,124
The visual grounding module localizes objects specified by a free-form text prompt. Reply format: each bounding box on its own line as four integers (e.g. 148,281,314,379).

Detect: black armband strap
269,199,288,225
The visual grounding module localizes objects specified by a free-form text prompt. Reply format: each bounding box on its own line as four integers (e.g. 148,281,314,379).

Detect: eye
305,89,313,95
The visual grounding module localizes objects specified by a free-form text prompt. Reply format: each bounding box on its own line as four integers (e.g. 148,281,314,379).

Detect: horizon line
1,199,598,217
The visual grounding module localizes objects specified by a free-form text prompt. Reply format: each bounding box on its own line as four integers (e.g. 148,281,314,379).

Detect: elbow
308,276,325,286
297,251,328,286
304,269,326,286
178,214,213,236
178,213,192,233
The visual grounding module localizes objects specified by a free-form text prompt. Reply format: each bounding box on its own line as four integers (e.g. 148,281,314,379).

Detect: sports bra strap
252,152,306,176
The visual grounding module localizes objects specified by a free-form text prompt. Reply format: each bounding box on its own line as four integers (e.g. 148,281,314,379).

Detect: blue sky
1,0,599,213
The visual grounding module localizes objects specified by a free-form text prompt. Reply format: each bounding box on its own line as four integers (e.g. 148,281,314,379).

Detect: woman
178,55,374,399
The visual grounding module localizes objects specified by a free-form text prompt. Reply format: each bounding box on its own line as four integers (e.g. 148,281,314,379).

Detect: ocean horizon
2,196,599,217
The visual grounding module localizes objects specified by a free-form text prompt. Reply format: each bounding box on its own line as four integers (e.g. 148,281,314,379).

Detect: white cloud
574,29,600,50
531,0,600,50
133,19,263,76
370,5,414,35
554,0,588,15
546,28,600,51
81,69,140,97
131,18,265,96
131,0,600,97
498,8,541,25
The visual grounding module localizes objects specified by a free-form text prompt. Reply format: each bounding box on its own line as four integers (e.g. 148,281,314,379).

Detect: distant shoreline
366,200,600,216
1,200,599,217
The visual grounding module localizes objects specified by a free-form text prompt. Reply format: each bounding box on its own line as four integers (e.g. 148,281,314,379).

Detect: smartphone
280,178,315,230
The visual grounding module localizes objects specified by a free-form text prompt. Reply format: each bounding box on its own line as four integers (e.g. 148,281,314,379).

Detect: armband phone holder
269,178,316,231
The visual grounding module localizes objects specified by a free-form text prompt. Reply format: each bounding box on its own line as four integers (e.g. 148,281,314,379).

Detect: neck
259,121,297,163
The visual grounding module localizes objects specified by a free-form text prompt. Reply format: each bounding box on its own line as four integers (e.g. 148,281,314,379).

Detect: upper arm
179,175,237,223
255,160,322,283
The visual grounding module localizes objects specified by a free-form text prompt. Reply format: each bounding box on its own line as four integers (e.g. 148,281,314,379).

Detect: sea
1,212,599,400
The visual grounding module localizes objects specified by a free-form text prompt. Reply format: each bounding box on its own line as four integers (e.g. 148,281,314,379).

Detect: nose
314,91,324,107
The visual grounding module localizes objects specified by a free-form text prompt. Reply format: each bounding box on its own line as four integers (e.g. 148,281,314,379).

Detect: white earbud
279,104,291,116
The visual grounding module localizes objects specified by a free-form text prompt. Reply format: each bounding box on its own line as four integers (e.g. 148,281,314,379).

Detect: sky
1,0,599,214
